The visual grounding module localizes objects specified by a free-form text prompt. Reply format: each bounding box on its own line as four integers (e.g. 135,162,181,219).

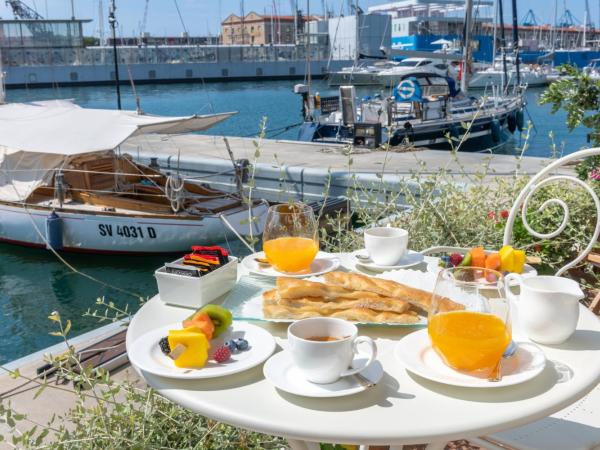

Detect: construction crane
521,9,539,27
5,0,43,20
5,0,49,38
139,0,149,44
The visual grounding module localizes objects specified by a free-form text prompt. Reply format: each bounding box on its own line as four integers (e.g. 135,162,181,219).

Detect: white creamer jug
505,274,584,345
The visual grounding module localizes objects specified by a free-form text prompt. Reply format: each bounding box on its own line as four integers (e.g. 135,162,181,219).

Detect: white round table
126,276,600,448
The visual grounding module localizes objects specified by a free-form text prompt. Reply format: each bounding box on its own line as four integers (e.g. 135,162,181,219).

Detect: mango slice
168,327,210,368
498,245,515,272
513,249,526,274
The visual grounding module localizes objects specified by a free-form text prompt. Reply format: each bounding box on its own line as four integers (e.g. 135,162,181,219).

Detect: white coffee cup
364,227,408,266
505,274,584,345
287,317,377,384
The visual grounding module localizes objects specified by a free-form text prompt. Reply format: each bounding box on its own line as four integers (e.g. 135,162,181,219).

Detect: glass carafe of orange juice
428,267,511,376
263,203,319,273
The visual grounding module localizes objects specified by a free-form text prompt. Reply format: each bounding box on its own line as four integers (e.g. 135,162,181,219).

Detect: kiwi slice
459,251,472,267
199,304,233,338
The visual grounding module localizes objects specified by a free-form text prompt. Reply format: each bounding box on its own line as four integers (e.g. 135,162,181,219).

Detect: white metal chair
423,148,600,450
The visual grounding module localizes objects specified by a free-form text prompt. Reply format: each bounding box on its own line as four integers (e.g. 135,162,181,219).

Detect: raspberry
449,253,463,267
213,346,231,363
500,210,509,219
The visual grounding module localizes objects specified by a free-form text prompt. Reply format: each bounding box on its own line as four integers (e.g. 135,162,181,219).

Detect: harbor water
0,80,589,365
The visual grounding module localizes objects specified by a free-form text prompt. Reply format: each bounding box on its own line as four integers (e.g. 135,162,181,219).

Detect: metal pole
511,0,520,85
306,0,311,92
109,0,122,110
0,44,5,104
498,0,508,90
491,0,498,61
70,0,75,20
460,0,474,93
354,0,359,65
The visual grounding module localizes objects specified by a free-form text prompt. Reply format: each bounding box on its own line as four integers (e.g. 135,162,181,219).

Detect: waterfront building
221,13,297,45
368,0,494,62
327,14,391,60
0,12,347,88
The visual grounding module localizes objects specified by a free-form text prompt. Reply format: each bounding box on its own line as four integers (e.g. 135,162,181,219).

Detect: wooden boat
0,101,267,254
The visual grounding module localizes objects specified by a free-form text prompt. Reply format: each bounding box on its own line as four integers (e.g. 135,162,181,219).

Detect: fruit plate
426,264,538,288
128,321,276,380
221,270,473,327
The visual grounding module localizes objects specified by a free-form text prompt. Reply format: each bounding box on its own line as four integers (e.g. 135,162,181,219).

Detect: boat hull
469,70,549,88
0,202,268,254
328,71,381,86
302,102,521,149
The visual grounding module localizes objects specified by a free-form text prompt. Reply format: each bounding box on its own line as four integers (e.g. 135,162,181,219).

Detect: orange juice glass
428,267,511,376
263,203,319,273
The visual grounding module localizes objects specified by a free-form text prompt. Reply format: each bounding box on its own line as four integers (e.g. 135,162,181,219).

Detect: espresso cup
505,274,584,345
364,227,408,266
287,317,377,384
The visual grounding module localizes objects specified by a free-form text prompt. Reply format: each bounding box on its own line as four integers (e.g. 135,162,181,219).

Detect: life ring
396,79,418,100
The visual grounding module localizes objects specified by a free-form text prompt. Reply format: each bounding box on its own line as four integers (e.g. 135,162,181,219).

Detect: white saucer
263,351,384,398
241,251,340,278
395,329,546,388
349,249,425,272
128,321,276,379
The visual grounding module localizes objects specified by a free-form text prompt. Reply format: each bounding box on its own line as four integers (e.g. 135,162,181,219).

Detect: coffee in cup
287,317,377,384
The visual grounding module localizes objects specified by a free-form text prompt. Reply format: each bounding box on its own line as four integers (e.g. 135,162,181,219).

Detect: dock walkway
125,134,558,203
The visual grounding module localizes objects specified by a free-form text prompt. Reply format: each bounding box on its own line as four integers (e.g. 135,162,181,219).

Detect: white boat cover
0,101,235,201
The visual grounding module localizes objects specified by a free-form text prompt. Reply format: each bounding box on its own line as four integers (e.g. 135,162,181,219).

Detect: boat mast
491,0,498,62
306,0,311,93
552,0,558,51
354,0,360,66
108,0,122,110
460,0,474,93
0,45,5,105
583,9,588,48
510,0,520,85
498,0,508,91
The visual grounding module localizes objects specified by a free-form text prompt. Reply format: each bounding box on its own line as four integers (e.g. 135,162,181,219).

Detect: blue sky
0,1,593,37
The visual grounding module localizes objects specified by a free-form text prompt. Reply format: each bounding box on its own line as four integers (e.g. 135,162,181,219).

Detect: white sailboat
0,100,268,254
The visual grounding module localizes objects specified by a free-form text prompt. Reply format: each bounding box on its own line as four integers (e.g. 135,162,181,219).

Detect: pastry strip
323,271,463,313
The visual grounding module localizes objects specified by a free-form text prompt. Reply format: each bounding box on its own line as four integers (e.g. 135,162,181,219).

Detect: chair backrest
502,148,600,276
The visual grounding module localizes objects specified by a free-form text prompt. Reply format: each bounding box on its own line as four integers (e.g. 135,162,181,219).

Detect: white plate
263,350,384,398
224,270,433,326
395,329,546,388
349,249,425,272
128,321,276,379
241,251,340,278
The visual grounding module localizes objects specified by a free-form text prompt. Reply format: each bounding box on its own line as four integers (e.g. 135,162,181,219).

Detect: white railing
503,148,600,276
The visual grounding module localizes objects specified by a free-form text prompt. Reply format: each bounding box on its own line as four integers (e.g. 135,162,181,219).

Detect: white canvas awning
0,101,236,202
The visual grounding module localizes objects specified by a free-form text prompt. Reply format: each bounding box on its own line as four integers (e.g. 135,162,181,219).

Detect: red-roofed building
221,12,320,45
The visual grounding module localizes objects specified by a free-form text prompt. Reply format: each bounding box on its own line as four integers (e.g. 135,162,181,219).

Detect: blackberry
158,337,171,355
